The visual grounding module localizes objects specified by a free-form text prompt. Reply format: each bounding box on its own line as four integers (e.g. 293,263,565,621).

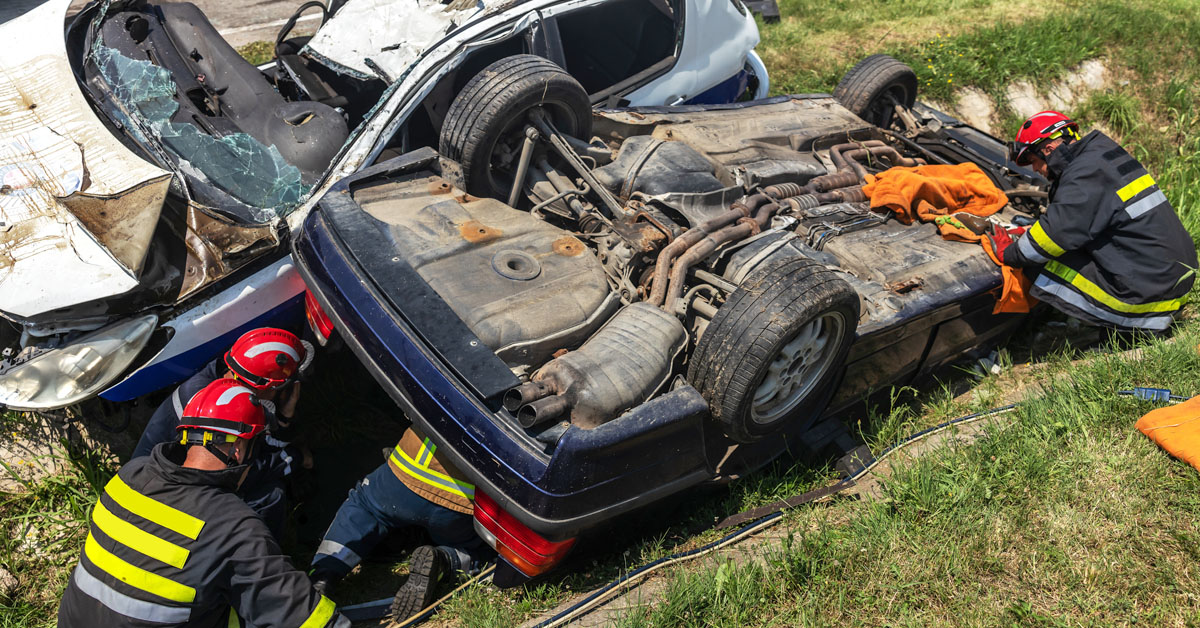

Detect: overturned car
0,0,765,410
293,53,1049,578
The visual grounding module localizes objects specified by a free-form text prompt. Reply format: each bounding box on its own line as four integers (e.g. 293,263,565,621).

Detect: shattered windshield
92,44,309,219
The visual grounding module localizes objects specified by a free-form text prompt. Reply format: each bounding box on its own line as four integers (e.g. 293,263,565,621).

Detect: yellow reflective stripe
1030,222,1066,257
419,438,435,466
1117,174,1155,202
84,534,196,603
299,595,337,628
1045,261,1187,313
390,450,475,500
227,607,240,628
105,476,204,540
92,502,190,569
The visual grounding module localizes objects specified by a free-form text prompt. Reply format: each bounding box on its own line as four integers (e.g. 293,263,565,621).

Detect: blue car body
294,151,716,537
291,94,1040,538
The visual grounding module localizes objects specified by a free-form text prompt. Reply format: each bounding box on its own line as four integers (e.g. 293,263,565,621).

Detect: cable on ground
387,564,497,628
375,386,1185,626
528,404,1021,628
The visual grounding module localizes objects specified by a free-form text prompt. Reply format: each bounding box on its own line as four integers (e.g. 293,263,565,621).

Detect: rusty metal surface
351,173,616,372
610,220,666,253
886,277,924,295
429,179,453,195
594,97,872,168
178,203,280,300
552,235,585,257
460,219,503,244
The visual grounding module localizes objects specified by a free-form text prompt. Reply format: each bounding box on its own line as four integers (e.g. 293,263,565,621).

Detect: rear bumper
291,155,716,538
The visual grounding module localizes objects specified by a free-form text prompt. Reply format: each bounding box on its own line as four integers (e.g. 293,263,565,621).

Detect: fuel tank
351,175,617,372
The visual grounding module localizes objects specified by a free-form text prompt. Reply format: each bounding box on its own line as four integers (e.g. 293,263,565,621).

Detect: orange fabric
862,163,1009,224
979,234,1037,314
862,163,1035,314
1136,395,1200,473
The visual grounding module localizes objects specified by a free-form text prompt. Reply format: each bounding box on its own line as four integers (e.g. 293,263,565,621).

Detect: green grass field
4,1,1200,626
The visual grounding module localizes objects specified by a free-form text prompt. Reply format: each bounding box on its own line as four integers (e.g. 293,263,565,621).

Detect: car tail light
304,290,335,346
473,491,575,577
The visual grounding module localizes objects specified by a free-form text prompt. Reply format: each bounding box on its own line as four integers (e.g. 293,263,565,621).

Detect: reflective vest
58,444,347,628
387,427,475,514
1004,131,1197,330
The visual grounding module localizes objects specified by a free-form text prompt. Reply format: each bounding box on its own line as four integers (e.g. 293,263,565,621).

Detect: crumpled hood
0,0,172,321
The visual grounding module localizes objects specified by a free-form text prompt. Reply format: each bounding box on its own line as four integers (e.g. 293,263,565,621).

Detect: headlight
0,314,158,410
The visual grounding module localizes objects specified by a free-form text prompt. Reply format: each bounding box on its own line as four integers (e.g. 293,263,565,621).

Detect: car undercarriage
332,55,1048,453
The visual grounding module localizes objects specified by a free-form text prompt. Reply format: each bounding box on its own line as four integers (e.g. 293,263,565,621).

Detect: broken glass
93,44,308,219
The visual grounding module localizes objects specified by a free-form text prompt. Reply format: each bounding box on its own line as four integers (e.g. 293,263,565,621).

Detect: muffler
509,303,686,429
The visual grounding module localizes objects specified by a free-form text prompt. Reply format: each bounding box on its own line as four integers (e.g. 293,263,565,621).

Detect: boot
390,545,449,620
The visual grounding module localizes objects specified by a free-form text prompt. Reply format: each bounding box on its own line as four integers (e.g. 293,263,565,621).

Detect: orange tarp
863,163,1035,314
863,163,1009,224
1136,395,1200,473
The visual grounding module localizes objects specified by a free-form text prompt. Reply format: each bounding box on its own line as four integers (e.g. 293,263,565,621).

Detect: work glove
989,225,1026,261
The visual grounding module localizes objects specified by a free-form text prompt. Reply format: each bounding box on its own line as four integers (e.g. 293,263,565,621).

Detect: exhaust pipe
503,381,554,413
517,395,569,428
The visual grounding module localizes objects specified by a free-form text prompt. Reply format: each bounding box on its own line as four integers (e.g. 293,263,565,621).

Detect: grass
762,0,1200,103
0,435,113,627
1082,90,1141,136
236,40,275,67
757,0,1076,95
602,327,1200,626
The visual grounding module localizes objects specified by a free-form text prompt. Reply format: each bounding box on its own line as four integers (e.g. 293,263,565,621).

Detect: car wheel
439,54,592,200
688,257,859,444
833,54,918,129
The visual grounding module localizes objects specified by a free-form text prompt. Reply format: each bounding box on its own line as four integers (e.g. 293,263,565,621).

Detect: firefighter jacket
387,427,475,514
1003,130,1197,330
58,443,348,628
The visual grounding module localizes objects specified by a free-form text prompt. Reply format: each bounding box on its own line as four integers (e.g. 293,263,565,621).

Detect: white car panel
624,0,760,105
305,0,478,80
0,0,172,319
101,257,307,401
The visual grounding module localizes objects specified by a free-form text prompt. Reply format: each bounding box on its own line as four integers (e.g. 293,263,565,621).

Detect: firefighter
308,426,492,619
131,328,312,537
58,379,349,628
994,111,1197,332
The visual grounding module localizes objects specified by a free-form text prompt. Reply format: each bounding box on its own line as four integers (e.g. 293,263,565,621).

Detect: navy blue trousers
310,462,488,578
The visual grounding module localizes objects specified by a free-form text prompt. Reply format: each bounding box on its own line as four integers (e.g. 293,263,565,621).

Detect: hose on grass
387,564,497,628
386,386,1187,627
527,403,1022,628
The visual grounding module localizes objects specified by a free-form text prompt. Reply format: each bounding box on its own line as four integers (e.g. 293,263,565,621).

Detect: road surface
1,0,313,47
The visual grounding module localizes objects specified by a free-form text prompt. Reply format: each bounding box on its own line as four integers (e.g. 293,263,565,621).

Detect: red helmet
1010,110,1080,166
177,379,267,442
223,328,306,390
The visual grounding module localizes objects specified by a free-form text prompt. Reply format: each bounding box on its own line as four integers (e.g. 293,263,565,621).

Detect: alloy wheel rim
750,311,846,425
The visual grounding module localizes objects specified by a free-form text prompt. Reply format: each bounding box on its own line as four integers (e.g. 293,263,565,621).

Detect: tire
688,257,859,443
439,55,592,199
833,54,918,129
